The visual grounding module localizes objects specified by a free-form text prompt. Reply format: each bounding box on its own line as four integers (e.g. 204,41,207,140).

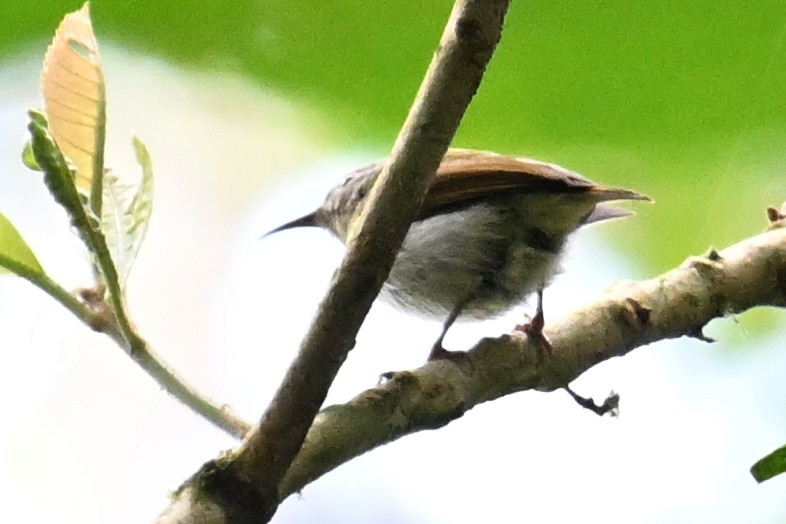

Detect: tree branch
156,1,511,522
277,224,786,498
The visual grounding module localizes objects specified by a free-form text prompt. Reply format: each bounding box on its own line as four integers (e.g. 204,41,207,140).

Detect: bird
265,149,650,360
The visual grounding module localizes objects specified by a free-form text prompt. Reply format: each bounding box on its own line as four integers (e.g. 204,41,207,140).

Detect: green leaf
27,109,102,260
0,211,45,277
21,140,41,171
27,108,84,216
28,110,128,315
100,136,154,290
751,443,786,483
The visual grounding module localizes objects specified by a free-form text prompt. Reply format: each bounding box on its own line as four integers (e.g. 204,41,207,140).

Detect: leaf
100,137,154,289
0,212,45,278
129,136,154,254
27,110,124,302
27,109,99,250
751,443,786,483
21,140,41,171
41,2,106,200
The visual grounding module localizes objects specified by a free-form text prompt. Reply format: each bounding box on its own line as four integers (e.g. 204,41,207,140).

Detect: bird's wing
421,149,650,218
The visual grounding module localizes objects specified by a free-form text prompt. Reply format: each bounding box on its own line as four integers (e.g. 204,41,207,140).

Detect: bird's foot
564,386,620,417
427,341,467,362
514,309,552,359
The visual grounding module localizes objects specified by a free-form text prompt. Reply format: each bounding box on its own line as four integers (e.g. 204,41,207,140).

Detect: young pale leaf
129,136,154,259
0,212,45,277
100,137,154,289
41,2,106,197
101,170,130,284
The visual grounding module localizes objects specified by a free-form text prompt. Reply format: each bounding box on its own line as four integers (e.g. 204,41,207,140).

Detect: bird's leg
428,302,465,361
515,289,553,357
428,288,480,361
378,298,471,381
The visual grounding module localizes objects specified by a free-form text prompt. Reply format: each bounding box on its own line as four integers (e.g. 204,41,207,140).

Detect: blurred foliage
4,2,786,303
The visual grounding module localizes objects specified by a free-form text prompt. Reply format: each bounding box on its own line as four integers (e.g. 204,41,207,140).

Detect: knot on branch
77,286,116,332
686,252,724,279
621,297,652,328
766,202,786,230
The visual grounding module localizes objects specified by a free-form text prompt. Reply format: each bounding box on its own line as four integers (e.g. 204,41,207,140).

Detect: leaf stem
0,254,90,321
105,325,252,439
0,252,251,439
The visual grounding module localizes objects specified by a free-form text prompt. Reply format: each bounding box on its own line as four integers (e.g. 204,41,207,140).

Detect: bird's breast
380,199,566,319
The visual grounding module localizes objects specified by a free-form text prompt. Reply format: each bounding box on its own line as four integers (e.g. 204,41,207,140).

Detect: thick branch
277,226,786,497
156,1,511,522
237,0,508,493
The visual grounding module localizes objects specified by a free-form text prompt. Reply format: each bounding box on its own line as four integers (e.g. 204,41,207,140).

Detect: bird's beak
262,210,321,238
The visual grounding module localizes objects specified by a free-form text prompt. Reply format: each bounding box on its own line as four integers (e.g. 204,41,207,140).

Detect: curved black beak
262,210,321,238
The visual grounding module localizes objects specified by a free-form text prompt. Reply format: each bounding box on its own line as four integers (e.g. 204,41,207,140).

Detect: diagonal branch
277,224,786,498
234,0,510,504
156,1,512,522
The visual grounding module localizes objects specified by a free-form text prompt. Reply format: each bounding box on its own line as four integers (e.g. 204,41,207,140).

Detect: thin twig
5,253,251,438
0,255,95,324
104,327,252,438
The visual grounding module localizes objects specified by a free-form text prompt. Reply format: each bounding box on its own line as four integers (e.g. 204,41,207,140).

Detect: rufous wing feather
420,149,649,218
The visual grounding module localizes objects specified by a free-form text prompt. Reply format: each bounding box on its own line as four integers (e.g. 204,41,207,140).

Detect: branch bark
156,1,511,522
277,224,786,498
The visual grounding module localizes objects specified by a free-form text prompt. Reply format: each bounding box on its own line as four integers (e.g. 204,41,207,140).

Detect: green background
4,1,786,326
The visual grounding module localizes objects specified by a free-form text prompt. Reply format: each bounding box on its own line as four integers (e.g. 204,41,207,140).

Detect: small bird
265,149,649,360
